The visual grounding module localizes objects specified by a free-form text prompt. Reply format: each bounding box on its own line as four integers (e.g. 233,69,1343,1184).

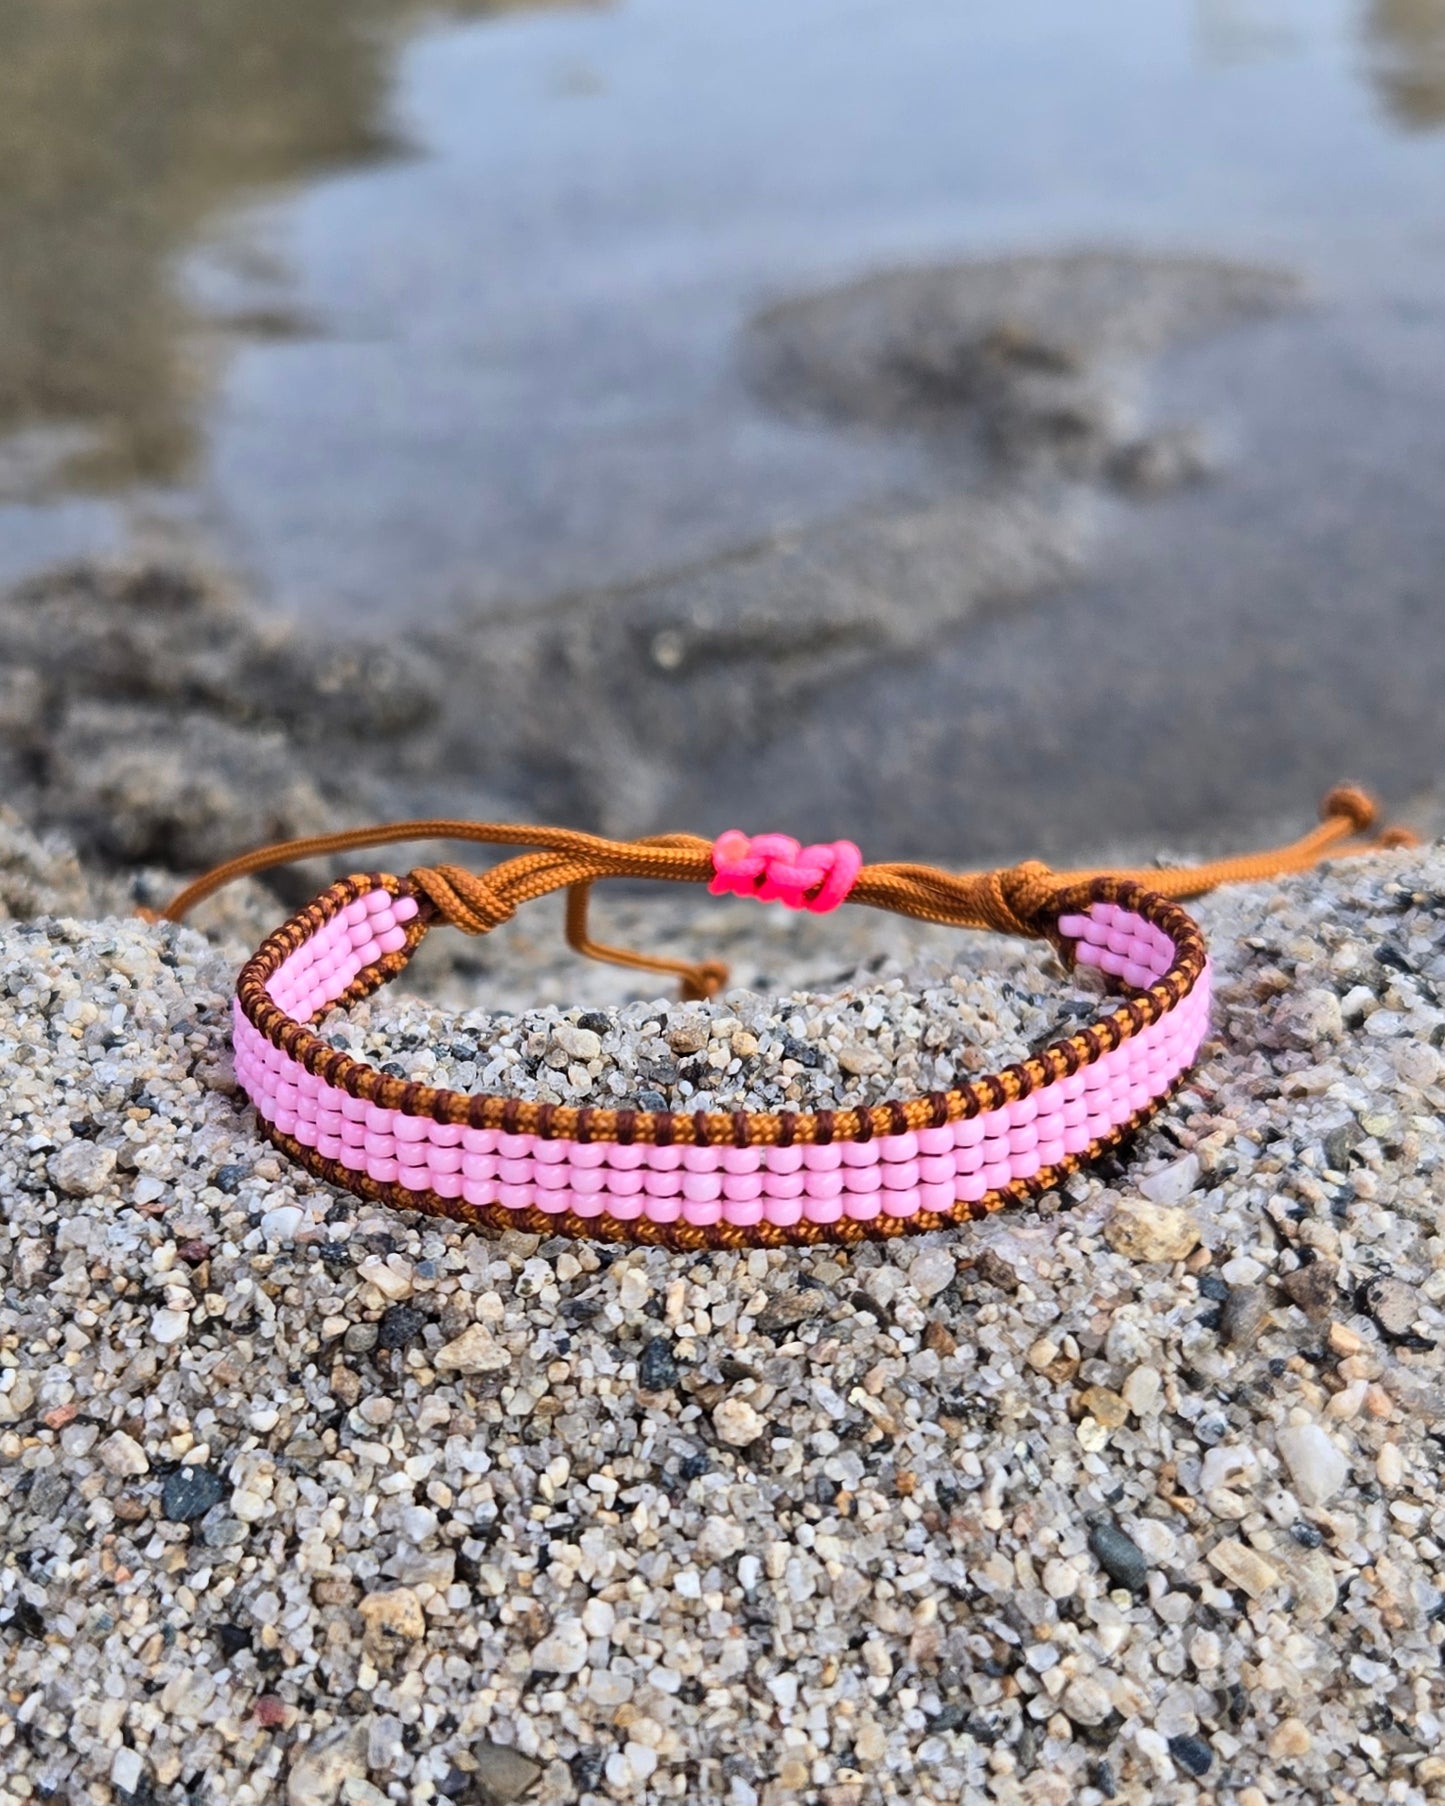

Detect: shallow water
2,0,1442,614
3,0,1445,859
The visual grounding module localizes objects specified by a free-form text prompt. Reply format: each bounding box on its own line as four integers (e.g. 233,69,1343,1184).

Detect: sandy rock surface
0,820,1442,1804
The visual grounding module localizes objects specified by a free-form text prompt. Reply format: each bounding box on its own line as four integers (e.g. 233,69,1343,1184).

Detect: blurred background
2,0,1444,874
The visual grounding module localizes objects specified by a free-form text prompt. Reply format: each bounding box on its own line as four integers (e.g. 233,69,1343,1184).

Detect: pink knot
709,831,862,913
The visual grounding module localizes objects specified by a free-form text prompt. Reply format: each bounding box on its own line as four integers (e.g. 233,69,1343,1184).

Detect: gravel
1,816,1443,1803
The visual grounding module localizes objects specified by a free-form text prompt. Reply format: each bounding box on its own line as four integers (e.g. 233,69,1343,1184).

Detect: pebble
1121,1366,1161,1416
151,1307,190,1345
1137,1152,1201,1205
1376,1442,1404,1487
1104,1197,1201,1262
551,1022,601,1061
434,1324,511,1374
637,1336,680,1390
1168,1734,1214,1778
111,1748,145,1795
161,1465,225,1523
1206,1539,1281,1598
47,1140,116,1197
98,1431,149,1477
261,1203,306,1239
1362,1276,1418,1338
471,1742,545,1804
1276,1420,1350,1506
907,1248,955,1301
713,1396,767,1447
1088,1520,1150,1594
1062,1675,1115,1727
531,1616,589,1675
357,1588,426,1652
286,1724,369,1806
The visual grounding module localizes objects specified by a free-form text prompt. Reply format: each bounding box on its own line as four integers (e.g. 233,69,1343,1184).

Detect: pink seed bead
682,1199,722,1227
723,1198,764,1228
880,1190,920,1218
533,1166,570,1192
497,1133,534,1158
840,1140,880,1167
841,1165,881,1194
571,1191,607,1219
643,1172,681,1198
918,1155,956,1185
606,1169,644,1197
569,1143,607,1169
764,1171,805,1200
804,1169,844,1199
802,1144,842,1171
802,1196,842,1226
682,1172,722,1203
723,1172,764,1201
682,1146,721,1173
843,1191,881,1221
498,1158,531,1186
916,1125,954,1155
722,1146,762,1174
605,1195,644,1221
880,1160,920,1190
764,1145,803,1174
918,1181,957,1212
645,1196,682,1225
531,1139,567,1165
498,1183,533,1210
879,1132,918,1162
607,1143,646,1170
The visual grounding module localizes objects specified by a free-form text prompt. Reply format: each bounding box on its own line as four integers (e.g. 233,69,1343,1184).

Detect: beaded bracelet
154,789,1411,1250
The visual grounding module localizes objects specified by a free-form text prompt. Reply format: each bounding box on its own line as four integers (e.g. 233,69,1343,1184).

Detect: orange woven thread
152,783,1416,996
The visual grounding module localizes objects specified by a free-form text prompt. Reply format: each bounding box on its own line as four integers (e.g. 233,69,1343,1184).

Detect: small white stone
1137,1152,1201,1205
907,1248,956,1301
111,1748,145,1794
618,1266,649,1311
532,1616,588,1674
98,1431,149,1477
1277,1421,1350,1506
552,1022,601,1061
713,1396,766,1446
1122,1367,1162,1416
357,1257,413,1301
1376,1443,1404,1488
1062,1675,1113,1726
48,1141,117,1198
1200,1445,1259,1494
261,1204,305,1239
435,1324,511,1375
624,1743,659,1782
581,1597,615,1639
151,1307,190,1346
